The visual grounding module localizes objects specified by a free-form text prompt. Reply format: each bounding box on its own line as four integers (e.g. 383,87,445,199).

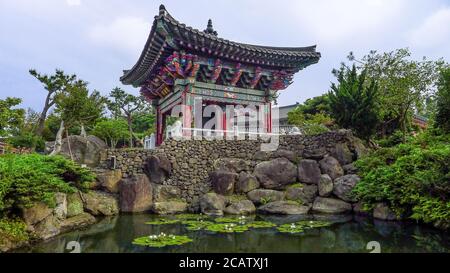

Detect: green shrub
8,132,45,152
0,218,29,246
353,130,450,227
0,154,94,213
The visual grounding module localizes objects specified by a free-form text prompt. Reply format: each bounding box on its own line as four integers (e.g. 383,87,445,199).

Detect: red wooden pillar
156,107,163,146
268,102,272,133
222,109,227,138
182,92,192,138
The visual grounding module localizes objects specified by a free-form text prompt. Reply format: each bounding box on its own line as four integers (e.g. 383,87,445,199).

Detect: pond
16,214,449,253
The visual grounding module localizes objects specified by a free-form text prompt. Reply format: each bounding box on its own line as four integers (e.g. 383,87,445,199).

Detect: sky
1,0,449,112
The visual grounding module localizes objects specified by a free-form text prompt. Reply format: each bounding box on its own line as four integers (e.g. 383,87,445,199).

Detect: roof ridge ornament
204,19,218,36
159,4,166,16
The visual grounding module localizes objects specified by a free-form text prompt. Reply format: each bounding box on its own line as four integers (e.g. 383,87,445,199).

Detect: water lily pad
132,234,192,247
206,223,249,233
175,214,209,220
245,221,277,229
182,220,215,231
276,223,305,233
215,216,248,223
145,218,180,225
277,220,331,234
297,220,331,229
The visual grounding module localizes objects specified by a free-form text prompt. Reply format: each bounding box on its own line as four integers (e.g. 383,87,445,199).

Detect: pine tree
435,67,450,133
328,65,379,140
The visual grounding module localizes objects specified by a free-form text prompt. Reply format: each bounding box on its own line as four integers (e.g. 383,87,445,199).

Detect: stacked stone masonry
99,130,366,211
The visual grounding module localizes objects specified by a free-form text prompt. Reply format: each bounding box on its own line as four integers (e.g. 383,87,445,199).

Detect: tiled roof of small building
121,5,321,86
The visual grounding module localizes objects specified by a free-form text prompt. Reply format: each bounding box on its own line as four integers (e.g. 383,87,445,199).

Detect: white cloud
409,7,450,48
88,17,150,55
288,0,407,44
66,0,81,6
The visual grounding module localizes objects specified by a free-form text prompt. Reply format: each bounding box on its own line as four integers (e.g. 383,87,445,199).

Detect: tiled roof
121,5,321,86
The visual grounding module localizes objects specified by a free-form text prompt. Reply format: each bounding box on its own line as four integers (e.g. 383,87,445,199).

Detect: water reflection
17,214,449,253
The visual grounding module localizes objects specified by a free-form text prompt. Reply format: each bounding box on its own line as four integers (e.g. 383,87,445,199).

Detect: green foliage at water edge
0,218,29,247
353,130,450,228
132,233,193,248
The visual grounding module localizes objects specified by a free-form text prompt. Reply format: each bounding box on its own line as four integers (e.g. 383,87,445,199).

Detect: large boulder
224,200,256,215
66,192,84,218
119,175,153,213
319,156,344,180
373,203,398,221
60,213,96,233
96,169,123,193
253,151,272,161
47,135,107,167
21,203,53,227
257,201,310,215
302,147,327,160
333,174,360,202
247,189,285,205
273,149,298,163
210,171,238,195
214,158,250,172
33,214,61,240
199,193,227,216
312,197,352,214
298,159,322,184
152,201,187,214
343,163,358,175
82,191,119,216
285,184,318,205
253,158,297,189
318,174,333,197
153,184,180,202
331,143,354,165
352,202,370,215
235,173,259,193
349,136,368,159
143,155,172,184
53,193,67,220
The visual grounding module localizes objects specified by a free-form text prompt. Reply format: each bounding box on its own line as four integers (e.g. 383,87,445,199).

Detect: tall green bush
353,131,450,227
0,154,94,213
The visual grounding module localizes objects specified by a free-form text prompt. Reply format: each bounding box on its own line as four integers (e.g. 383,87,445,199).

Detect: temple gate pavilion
120,5,321,146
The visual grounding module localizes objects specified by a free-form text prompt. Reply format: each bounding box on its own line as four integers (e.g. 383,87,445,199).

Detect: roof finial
159,4,166,15
204,19,218,36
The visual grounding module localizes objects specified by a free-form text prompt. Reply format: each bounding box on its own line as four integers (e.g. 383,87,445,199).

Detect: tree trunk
80,124,87,138
50,120,64,155
35,92,52,136
66,129,74,161
127,115,133,148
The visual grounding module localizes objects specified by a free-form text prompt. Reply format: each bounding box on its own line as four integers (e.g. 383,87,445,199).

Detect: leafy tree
132,112,156,136
55,84,106,135
0,97,25,137
51,83,105,157
293,94,332,116
92,119,129,148
348,49,443,140
29,69,85,136
107,87,149,147
328,65,379,141
435,67,450,133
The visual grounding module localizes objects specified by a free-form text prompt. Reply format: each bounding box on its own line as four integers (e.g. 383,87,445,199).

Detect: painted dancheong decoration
120,4,321,145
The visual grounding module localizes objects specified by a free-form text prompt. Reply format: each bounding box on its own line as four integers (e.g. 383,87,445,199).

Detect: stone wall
99,130,366,210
